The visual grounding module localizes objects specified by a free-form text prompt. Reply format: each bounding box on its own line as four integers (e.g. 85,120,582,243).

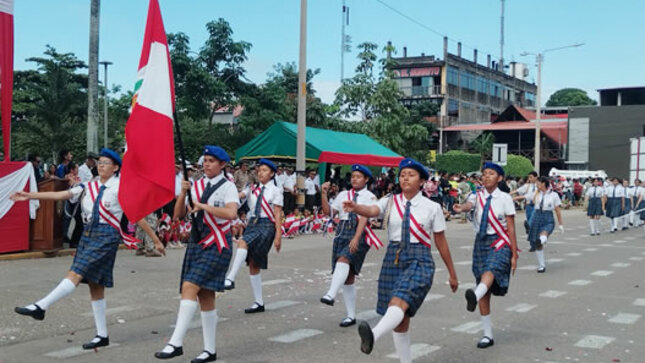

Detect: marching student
344,158,458,362
223,159,283,314
154,146,239,363
623,179,634,229
585,178,606,236
630,179,642,227
453,162,518,349
526,176,564,273
319,164,380,328
604,178,625,233
635,180,645,228
511,171,537,234
12,148,164,350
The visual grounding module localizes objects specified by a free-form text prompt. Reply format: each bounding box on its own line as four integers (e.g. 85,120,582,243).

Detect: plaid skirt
605,198,622,218
376,242,435,317
243,218,276,270
472,234,512,296
180,231,233,292
332,220,370,274
70,224,120,288
525,204,535,224
639,201,645,220
587,197,603,216
528,210,555,249
624,198,632,214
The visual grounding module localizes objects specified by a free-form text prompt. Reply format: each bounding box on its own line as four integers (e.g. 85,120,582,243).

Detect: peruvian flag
119,0,175,222
0,0,14,161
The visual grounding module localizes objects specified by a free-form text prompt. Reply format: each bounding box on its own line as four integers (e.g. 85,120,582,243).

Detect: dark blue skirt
605,198,622,218
528,210,555,249
639,201,645,220
243,218,276,270
624,198,632,214
70,224,121,288
332,220,370,274
525,204,535,224
180,233,233,292
472,234,512,296
587,197,603,216
376,242,434,317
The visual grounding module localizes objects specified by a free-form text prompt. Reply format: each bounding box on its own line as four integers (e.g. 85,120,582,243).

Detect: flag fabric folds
0,0,14,160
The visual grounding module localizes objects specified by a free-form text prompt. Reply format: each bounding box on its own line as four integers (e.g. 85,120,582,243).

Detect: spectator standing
55,149,73,178
78,153,98,184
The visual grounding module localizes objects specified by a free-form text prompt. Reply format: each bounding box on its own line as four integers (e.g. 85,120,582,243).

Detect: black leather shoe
191,350,217,363
82,335,109,350
320,295,334,306
358,321,374,354
529,246,536,252
224,279,235,290
465,288,477,312
523,220,530,234
477,336,494,349
339,318,356,327
154,344,183,359
14,304,45,321
537,267,546,273
244,303,265,314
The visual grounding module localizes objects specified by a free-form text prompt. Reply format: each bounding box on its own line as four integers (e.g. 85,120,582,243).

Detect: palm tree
86,0,100,153
471,132,495,167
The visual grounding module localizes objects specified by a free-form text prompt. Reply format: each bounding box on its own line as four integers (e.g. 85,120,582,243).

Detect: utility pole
500,0,504,72
87,0,100,153
296,0,307,207
99,61,112,148
340,0,350,82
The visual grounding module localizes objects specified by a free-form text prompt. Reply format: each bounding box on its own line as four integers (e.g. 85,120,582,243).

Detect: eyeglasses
97,160,114,166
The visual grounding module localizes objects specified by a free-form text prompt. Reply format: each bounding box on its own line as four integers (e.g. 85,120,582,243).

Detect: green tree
470,132,495,167
546,88,597,107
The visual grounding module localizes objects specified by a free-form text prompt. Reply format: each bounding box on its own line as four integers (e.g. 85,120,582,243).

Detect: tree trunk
86,0,100,153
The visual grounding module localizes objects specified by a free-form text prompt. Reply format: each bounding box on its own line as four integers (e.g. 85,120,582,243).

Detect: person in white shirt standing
604,177,625,232
305,169,317,211
78,152,98,184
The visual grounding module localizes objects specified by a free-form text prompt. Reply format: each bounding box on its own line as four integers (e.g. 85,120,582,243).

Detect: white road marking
458,282,476,290
633,298,645,307
172,317,229,330
362,262,378,267
459,245,473,250
424,294,445,302
518,264,538,271
628,257,644,261
450,321,482,334
539,290,568,298
387,344,441,360
505,303,537,313
566,252,582,257
568,280,593,286
565,237,578,241
583,248,599,252
642,251,645,256
455,261,472,265
600,244,614,247
613,240,627,244
607,313,641,324
266,300,302,311
549,258,564,263
81,305,135,317
591,270,614,277
548,241,565,245
45,343,120,358
611,262,631,268
574,335,615,349
357,310,380,321
625,236,637,240
262,279,291,286
268,329,323,343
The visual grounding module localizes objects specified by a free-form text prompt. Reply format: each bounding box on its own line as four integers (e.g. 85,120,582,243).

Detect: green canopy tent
235,121,404,167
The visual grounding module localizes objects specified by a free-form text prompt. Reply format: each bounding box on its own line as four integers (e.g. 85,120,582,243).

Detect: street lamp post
99,60,112,148
520,43,583,175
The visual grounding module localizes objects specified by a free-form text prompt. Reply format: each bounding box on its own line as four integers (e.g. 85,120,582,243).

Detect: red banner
0,0,14,161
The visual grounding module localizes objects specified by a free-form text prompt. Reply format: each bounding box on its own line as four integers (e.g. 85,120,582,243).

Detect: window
447,68,459,85
460,71,475,90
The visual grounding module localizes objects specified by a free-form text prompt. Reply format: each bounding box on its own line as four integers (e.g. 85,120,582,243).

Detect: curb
0,245,130,261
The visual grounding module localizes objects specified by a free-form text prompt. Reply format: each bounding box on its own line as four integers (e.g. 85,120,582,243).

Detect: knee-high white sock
31,278,76,311
539,235,548,246
226,248,248,282
589,219,595,234
342,284,356,319
165,299,198,350
594,219,601,233
372,306,405,342
200,309,218,356
536,250,546,268
481,314,493,338
91,299,108,338
326,262,350,299
474,282,488,301
612,218,617,230
392,331,412,363
249,274,264,306
630,211,635,225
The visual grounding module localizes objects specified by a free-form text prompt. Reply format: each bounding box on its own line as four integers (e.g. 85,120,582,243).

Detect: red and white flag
0,0,14,160
119,0,175,222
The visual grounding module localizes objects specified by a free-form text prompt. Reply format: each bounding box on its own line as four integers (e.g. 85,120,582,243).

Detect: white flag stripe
137,42,173,119
0,0,14,14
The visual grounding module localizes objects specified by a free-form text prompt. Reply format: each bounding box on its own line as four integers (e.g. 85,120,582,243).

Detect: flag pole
173,111,194,208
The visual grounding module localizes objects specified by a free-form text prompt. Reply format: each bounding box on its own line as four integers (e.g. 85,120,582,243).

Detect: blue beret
351,164,373,179
398,157,429,180
99,148,122,166
482,162,505,176
258,158,277,172
203,145,230,163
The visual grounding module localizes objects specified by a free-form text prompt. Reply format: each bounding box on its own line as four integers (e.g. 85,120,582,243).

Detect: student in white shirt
634,179,645,227
584,178,605,236
526,177,564,273
78,153,98,184
604,177,625,232
623,179,635,229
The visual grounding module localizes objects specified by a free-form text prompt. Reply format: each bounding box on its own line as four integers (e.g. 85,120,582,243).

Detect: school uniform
283,174,296,214
625,185,635,215
636,186,645,222
467,188,515,296
241,181,283,269
586,186,604,217
374,191,444,317
526,190,561,249
305,177,317,211
605,184,624,218
180,173,239,292
518,183,537,223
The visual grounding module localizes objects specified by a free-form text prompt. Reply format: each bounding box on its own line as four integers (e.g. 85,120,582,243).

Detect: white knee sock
594,219,601,233
226,248,248,283
474,282,488,301
200,309,218,356
165,299,198,350
630,211,635,225
326,262,350,299
342,284,356,319
536,250,546,268
589,219,595,234
91,299,108,338
612,218,617,230
392,331,412,363
481,314,493,338
372,306,405,342
249,274,264,306
32,278,76,311
539,235,548,246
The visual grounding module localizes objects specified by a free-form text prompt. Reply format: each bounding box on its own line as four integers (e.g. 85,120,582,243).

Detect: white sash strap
392,194,432,248
253,185,275,223
346,190,382,249
193,178,230,252
88,181,140,249
477,192,511,250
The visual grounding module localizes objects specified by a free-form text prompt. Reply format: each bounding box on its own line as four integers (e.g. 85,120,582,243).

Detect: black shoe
339,318,356,327
358,321,374,354
622,227,629,230
320,295,334,306
244,303,265,314
523,220,530,234
191,350,217,363
154,344,183,359
14,304,45,321
537,267,546,273
82,335,109,350
477,336,494,349
465,289,477,312
529,246,536,252
610,229,616,233
224,279,235,290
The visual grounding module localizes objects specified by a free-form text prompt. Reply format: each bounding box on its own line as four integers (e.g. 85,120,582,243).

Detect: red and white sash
87,181,140,249
476,191,511,250
252,184,275,223
347,189,383,249
392,194,432,248
193,178,230,252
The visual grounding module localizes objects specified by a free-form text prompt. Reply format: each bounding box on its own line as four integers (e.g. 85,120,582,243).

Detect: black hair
28,154,39,162
528,171,538,177
537,176,550,188
59,149,70,162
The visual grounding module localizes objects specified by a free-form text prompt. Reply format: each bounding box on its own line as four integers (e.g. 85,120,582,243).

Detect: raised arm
320,182,332,215
10,190,73,202
342,200,380,218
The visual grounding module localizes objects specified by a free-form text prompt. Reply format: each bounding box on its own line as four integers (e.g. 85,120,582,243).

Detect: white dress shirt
244,181,284,219
585,186,605,198
331,186,377,220
78,163,94,184
525,190,561,211
70,176,122,224
189,174,240,225
376,191,446,243
467,188,515,234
